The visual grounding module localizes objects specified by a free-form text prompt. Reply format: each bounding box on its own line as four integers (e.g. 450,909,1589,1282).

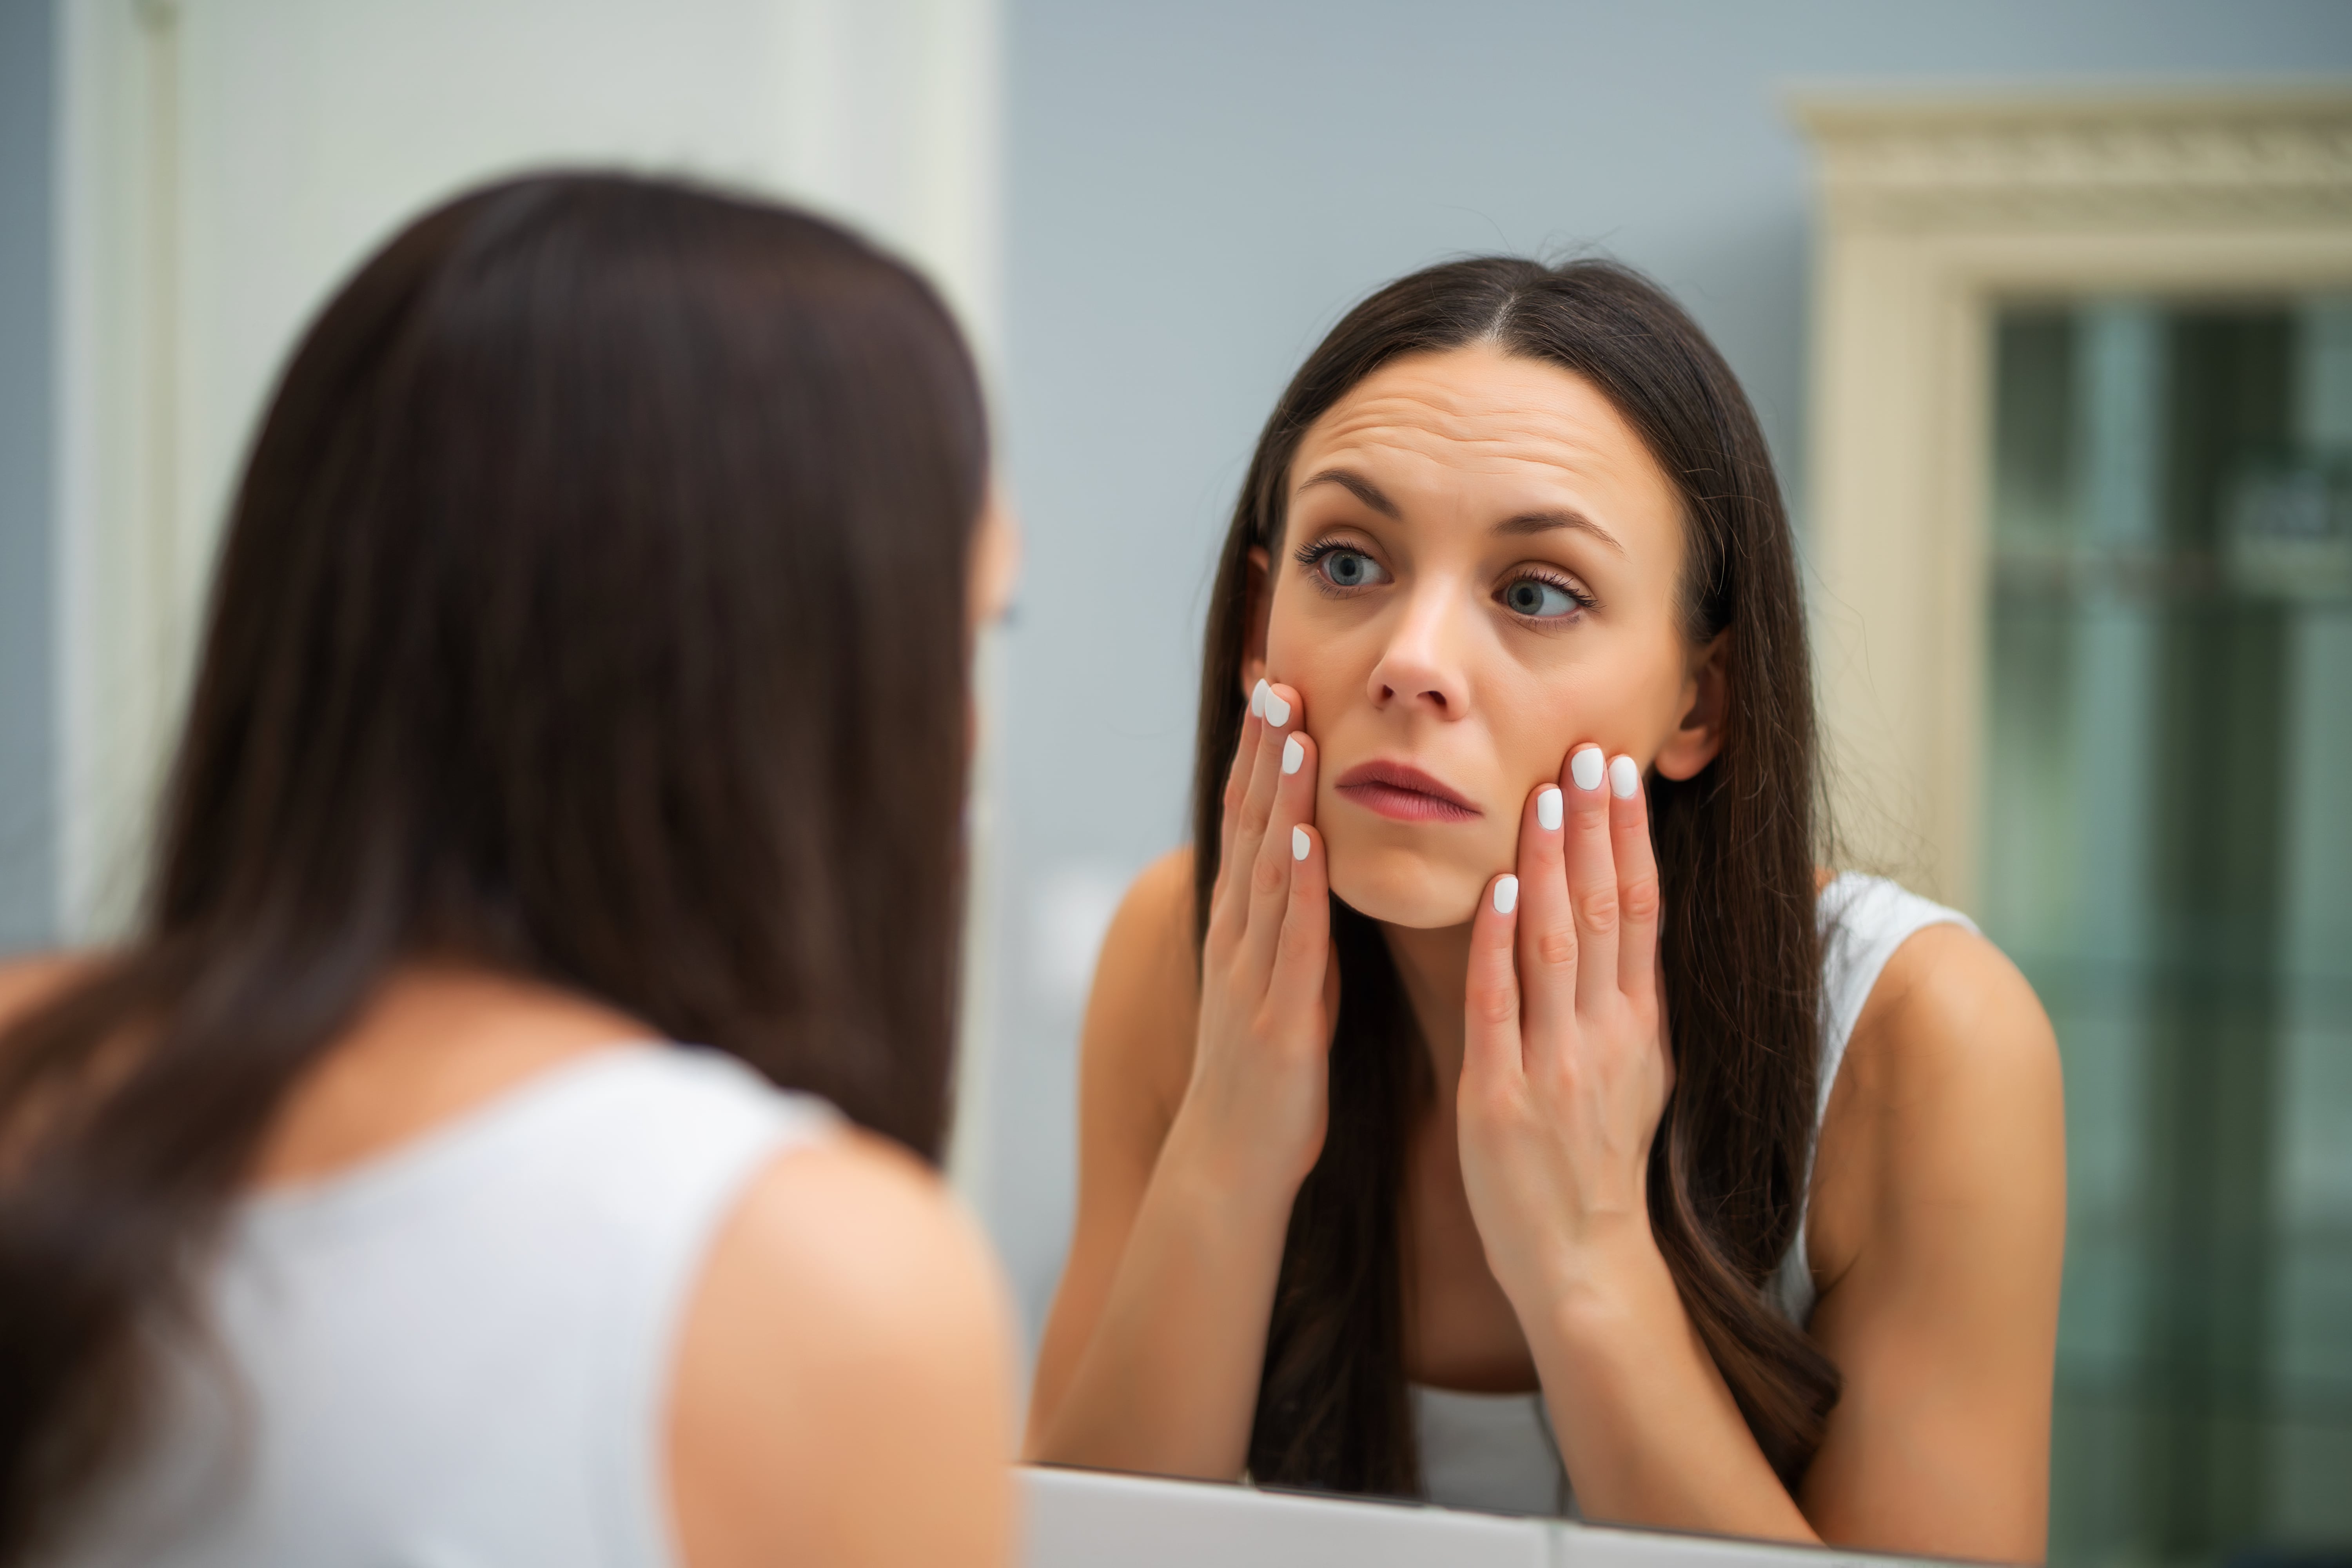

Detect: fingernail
1292,825,1310,861
1493,875,1519,915
1609,755,1639,799
1282,735,1304,775
1250,679,1268,718
1265,689,1292,728
1536,786,1562,831
1570,746,1604,792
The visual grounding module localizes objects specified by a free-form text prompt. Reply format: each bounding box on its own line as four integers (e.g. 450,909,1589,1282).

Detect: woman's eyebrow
1494,508,1626,557
1295,467,1399,518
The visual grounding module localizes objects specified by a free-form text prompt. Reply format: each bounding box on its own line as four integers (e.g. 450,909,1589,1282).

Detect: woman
1029,258,2065,1559
0,174,1018,1568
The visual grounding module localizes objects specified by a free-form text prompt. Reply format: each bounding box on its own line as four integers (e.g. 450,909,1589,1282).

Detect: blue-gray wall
0,0,56,953
985,0,2352,1330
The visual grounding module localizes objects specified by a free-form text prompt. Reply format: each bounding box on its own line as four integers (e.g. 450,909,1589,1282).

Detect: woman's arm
1025,682,1336,1479
669,1129,1020,1568
1796,925,2065,1559
1456,747,2063,1558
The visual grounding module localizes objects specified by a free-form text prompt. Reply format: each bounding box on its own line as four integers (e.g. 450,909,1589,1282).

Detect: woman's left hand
1457,743,1673,1316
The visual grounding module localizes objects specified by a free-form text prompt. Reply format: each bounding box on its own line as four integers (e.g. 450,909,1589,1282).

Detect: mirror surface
1012,286,2352,1566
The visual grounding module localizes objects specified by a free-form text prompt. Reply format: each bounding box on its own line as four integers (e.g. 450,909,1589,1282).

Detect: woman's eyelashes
1497,569,1595,622
1296,538,1390,594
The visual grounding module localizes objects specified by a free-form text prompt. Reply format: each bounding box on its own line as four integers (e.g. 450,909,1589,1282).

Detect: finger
1241,711,1316,984
1463,870,1526,1098
1561,743,1620,1018
1212,686,1267,911
1608,754,1661,1004
1512,775,1577,1044
1264,820,1332,1029
1211,681,1288,944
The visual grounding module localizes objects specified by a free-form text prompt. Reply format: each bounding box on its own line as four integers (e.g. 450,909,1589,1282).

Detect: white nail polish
1264,690,1292,728
1493,875,1519,915
1292,825,1310,861
1609,755,1639,799
1570,746,1604,792
1536,786,1563,831
1250,680,1268,718
1282,735,1304,775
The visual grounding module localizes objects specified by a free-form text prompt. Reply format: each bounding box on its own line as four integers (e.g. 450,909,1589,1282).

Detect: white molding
1792,85,2352,909
55,0,189,938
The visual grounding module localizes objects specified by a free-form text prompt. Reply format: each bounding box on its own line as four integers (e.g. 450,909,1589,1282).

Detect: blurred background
3,3,2349,1564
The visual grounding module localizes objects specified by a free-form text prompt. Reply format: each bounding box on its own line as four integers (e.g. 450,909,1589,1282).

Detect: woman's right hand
1169,679,1335,1199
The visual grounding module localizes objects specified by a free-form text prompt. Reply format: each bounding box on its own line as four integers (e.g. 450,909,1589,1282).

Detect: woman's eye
1317,549,1387,589
1501,577,1582,619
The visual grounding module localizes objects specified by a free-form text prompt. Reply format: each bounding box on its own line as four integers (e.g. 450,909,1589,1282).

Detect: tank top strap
1771,875,1978,1327
569,1049,843,1567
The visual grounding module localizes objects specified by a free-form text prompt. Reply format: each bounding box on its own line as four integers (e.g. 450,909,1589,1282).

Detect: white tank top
46,1044,839,1568
1410,873,1978,1517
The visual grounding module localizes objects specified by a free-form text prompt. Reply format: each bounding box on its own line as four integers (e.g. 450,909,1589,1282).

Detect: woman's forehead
1290,346,1678,524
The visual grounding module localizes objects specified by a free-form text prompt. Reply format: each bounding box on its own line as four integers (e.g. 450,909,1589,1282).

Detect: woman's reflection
1027,258,2065,1562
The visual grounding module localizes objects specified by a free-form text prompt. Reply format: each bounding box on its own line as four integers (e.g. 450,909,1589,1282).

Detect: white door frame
1793,85,2352,910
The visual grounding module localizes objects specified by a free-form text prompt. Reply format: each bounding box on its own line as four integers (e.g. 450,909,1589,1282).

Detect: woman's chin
1327,849,1484,931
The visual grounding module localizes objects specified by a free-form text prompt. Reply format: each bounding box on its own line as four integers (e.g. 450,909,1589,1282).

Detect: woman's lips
1333,760,1481,824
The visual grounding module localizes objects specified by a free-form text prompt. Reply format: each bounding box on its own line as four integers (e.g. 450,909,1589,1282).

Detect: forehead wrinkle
1299,412,1631,497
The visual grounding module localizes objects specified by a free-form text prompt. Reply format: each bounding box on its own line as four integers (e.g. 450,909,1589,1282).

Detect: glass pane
1985,299,2352,1566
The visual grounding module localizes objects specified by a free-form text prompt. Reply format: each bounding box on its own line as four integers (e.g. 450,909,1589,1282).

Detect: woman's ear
1238,546,1272,697
1653,632,1729,782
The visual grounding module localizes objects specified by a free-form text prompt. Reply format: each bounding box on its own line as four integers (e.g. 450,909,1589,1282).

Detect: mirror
1001,86,2352,1568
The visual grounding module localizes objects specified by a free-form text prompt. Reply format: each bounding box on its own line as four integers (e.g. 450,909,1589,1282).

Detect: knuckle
1536,927,1579,969
1619,873,1662,926
1577,887,1621,935
1250,851,1287,898
1472,987,1519,1028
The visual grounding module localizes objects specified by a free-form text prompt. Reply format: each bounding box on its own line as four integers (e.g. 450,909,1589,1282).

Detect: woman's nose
1366,584,1471,717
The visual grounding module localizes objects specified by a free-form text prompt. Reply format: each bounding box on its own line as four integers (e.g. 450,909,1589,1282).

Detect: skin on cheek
1269,601,1695,932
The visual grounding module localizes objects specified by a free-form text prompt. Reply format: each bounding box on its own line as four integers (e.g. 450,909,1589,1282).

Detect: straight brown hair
0,173,988,1560
1190,257,1839,1497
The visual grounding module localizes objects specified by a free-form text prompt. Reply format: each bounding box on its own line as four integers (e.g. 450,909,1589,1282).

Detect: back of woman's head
0,172,987,1557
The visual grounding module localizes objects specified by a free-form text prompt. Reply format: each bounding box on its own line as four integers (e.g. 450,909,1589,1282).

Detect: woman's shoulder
1830,876,2052,1099
668,1125,1016,1564
1809,880,2063,1282
1078,848,1201,1114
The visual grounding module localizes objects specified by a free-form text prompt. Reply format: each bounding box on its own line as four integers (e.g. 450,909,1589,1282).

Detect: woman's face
1245,343,1724,930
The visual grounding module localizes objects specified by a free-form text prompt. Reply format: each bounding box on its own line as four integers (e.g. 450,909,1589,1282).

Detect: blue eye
1315,548,1387,589
1502,577,1583,619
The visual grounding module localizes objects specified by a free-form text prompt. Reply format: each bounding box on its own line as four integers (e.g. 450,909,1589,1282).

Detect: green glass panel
1985,299,2352,1568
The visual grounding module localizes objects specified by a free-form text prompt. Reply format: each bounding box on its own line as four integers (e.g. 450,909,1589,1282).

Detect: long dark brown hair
0,173,987,1559
1190,257,1838,1497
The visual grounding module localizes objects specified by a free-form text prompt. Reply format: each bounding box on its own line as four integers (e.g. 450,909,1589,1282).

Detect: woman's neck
1380,919,1474,1112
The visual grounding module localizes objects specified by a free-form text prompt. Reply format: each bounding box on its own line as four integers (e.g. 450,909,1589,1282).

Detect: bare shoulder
1844,922,2060,1125
0,953,95,1034
1081,846,1202,1128
1811,918,2065,1280
669,1127,1016,1568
